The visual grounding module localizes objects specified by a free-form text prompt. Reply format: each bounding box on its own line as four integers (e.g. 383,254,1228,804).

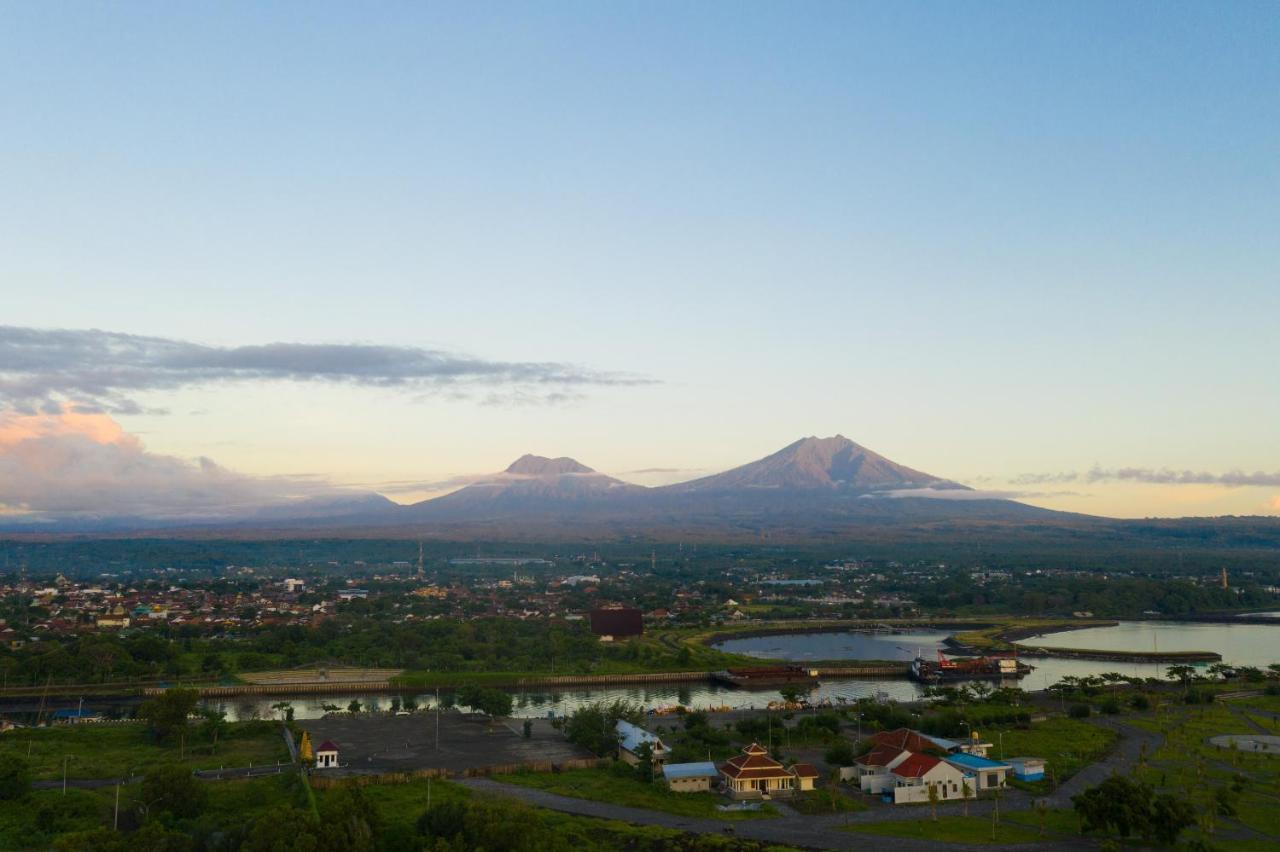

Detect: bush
1100,698,1121,715
1129,693,1150,710
0,754,31,801
824,739,856,767
1069,704,1091,719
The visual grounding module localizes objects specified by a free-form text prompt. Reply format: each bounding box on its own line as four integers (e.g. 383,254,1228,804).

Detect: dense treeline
0,616,696,687
911,569,1276,616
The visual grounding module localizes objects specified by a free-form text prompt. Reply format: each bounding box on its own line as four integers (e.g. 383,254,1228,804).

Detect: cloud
0,326,653,413
872,487,1038,501
1012,467,1280,487
0,407,354,520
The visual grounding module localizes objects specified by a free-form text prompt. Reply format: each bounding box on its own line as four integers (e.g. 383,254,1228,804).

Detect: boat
910,650,1032,683
711,665,820,688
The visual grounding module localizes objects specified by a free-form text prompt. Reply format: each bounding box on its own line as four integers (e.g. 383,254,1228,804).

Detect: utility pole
435,687,440,750
62,755,70,795
114,782,120,829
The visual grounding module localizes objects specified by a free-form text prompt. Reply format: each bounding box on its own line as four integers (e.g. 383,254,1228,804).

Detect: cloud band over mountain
0,326,652,413
1013,467,1280,487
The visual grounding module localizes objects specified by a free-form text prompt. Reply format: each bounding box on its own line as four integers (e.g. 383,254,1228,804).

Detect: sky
1,2,1278,520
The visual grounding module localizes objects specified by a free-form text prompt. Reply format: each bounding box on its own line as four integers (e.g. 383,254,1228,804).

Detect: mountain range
0,434,1068,536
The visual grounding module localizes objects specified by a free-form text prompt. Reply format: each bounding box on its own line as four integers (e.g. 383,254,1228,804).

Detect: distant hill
665,435,962,493
407,454,645,520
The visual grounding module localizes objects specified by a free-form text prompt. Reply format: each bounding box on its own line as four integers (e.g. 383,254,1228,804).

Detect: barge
910,650,1032,684
711,665,820,688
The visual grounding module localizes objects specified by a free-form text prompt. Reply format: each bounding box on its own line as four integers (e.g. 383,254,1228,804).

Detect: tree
1072,775,1195,846
319,787,380,852
417,800,468,841
347,699,362,714
455,686,513,718
138,763,206,820
962,778,973,817
54,822,195,852
272,701,295,722
824,739,855,768
927,782,939,821
0,754,31,800
1166,665,1196,696
779,684,807,704
242,806,322,852
199,709,228,753
564,700,644,756
138,688,199,742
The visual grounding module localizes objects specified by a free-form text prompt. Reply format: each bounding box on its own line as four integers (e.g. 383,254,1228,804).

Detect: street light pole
62,755,69,795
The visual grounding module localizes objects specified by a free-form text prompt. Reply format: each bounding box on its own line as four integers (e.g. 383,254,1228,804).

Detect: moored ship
910,650,1031,683
711,665,820,688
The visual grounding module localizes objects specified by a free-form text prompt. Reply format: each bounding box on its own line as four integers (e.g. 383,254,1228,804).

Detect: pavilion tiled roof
719,743,792,780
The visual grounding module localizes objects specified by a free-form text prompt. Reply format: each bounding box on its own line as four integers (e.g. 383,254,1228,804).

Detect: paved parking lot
303,712,594,774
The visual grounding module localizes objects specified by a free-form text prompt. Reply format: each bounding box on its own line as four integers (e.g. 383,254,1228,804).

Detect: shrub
0,754,31,801
1069,704,1091,719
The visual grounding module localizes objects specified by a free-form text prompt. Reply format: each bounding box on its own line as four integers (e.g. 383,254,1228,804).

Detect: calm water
204,678,925,722
713,629,950,662
200,621,1280,721
1017,621,1280,668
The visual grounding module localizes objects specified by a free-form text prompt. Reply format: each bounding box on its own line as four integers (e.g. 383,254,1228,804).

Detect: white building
315,740,340,769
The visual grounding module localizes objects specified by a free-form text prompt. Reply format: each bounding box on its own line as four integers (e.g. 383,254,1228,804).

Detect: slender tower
1220,567,1228,590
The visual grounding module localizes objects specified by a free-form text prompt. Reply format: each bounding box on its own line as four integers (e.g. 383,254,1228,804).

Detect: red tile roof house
884,752,972,805
851,744,912,791
719,743,818,799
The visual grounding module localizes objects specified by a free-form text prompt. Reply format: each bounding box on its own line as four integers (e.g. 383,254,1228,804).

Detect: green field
494,766,777,820
843,815,1042,845
0,721,289,780
987,717,1115,791
787,787,866,815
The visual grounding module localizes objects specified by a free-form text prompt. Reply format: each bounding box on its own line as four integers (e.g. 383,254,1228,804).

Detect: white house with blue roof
615,719,668,767
942,752,1011,790
661,761,719,792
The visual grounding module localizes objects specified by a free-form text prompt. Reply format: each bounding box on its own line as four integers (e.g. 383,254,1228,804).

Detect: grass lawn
843,815,1043,845
1004,807,1081,837
494,767,776,820
0,721,290,780
787,788,866,815
0,775,297,849
984,717,1115,789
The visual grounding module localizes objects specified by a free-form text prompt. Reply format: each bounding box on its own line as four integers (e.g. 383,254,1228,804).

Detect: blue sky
1,2,1277,518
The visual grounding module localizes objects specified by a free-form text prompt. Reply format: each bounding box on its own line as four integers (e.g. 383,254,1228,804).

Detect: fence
306,757,609,789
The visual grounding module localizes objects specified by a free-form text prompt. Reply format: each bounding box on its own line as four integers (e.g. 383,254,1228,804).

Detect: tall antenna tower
417,541,425,579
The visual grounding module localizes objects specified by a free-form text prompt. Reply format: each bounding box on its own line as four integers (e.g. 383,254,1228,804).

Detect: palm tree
961,778,972,816
927,782,939,822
